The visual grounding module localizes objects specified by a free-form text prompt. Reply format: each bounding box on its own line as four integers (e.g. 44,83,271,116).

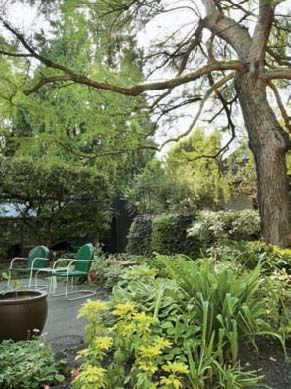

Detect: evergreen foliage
151,214,198,257
126,214,153,257
0,3,155,247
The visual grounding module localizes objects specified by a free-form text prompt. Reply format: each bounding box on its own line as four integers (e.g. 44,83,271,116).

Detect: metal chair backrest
74,244,94,273
28,246,50,269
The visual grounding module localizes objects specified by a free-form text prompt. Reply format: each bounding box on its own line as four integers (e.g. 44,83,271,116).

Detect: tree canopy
0,2,156,246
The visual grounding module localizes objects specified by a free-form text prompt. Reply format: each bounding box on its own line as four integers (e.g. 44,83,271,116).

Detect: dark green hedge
126,210,260,258
127,213,198,257
151,214,198,257
126,214,153,256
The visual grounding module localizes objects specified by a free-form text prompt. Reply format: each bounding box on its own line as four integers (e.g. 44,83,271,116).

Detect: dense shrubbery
75,254,288,389
0,338,64,389
127,213,197,257
127,210,260,257
208,239,290,271
151,214,197,257
188,210,261,245
126,215,153,257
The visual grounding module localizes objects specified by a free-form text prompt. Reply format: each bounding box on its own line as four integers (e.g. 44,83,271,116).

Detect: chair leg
50,276,96,301
7,270,12,288
32,270,51,290
28,269,33,288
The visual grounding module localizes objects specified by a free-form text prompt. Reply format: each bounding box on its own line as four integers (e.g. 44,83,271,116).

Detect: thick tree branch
202,0,252,61
248,0,274,76
261,69,291,80
24,62,243,96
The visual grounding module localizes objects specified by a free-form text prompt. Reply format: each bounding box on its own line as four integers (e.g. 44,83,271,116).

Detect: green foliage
75,300,182,389
151,214,198,257
225,144,257,200
164,128,230,211
90,254,149,290
208,241,290,342
125,159,173,214
188,210,261,246
158,255,272,356
208,240,290,271
126,214,153,257
126,129,232,215
0,338,64,389
0,159,111,246
127,210,261,258
76,254,281,388
112,264,182,322
0,1,156,249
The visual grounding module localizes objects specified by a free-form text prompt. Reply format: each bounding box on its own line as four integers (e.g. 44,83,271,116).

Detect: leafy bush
75,254,287,388
158,255,275,356
127,210,261,258
112,264,182,324
188,210,261,246
151,213,198,257
90,254,149,290
75,300,189,389
208,240,290,271
126,214,153,256
0,338,64,389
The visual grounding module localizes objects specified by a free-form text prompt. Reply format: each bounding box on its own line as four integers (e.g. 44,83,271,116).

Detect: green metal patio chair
8,245,50,288
44,243,96,301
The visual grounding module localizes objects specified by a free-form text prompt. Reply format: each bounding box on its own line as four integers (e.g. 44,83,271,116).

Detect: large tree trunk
235,74,289,247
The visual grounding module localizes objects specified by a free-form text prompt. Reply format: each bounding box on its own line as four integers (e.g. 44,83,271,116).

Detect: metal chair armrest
53,258,76,269
31,257,49,268
9,257,28,269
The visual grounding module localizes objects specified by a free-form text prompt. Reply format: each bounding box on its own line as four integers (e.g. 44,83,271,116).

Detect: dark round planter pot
0,289,48,342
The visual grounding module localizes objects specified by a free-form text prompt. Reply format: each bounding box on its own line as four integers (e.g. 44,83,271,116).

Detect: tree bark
235,73,289,247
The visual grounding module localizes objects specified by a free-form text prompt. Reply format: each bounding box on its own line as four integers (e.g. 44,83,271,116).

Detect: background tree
0,3,156,247
225,144,257,205
0,0,291,245
165,128,229,210
126,129,230,213
0,159,111,246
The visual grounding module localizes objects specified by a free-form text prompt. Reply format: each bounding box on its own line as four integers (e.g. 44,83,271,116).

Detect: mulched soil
50,335,84,388
240,338,291,389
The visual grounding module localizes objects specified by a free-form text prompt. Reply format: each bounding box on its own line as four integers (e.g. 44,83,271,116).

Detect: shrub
208,240,290,271
90,254,149,290
0,338,64,389
126,214,153,256
157,255,270,356
188,210,261,246
127,210,261,258
75,257,274,388
151,213,198,257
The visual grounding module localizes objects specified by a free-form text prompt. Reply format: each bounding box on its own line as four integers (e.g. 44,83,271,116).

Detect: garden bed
240,339,291,389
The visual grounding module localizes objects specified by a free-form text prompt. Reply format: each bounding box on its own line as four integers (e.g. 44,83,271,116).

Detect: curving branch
55,141,158,160
159,72,235,150
202,0,252,61
268,81,291,132
24,62,243,96
0,18,74,75
0,48,33,58
176,19,205,76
